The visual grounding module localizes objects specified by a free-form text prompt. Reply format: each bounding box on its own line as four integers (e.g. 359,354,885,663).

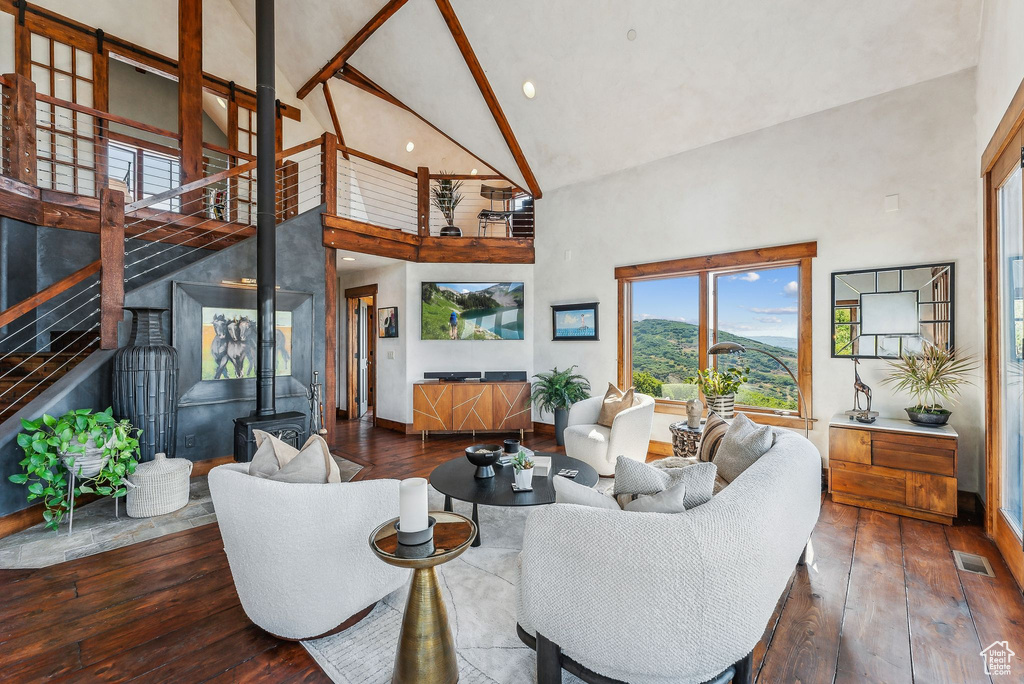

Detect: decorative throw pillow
696,412,730,463
714,413,774,483
612,456,670,496
614,456,717,510
250,431,342,484
553,475,620,510
597,383,636,428
623,481,691,513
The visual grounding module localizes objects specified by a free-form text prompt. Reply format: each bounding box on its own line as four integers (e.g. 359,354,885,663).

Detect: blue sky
632,265,799,338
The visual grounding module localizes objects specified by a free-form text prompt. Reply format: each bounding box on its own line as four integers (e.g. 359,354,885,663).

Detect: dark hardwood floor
0,417,1021,682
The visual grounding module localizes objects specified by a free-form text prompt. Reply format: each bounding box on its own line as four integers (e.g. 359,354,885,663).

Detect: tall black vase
112,307,179,462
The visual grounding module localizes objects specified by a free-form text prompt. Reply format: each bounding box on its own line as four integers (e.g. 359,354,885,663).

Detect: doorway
345,284,377,422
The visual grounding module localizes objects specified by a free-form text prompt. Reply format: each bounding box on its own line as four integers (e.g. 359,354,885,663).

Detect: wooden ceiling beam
433,0,541,199
322,82,349,160
297,0,410,100
334,65,527,195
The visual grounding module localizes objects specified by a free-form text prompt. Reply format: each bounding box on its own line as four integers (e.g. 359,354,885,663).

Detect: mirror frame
831,261,955,359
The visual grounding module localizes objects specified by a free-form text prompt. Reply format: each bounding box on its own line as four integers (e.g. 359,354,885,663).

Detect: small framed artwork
551,302,599,341
378,306,399,338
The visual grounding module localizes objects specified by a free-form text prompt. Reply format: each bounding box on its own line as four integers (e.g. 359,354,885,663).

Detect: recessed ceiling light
522,81,536,99
406,141,415,152
342,256,356,261
470,168,478,175
626,28,637,41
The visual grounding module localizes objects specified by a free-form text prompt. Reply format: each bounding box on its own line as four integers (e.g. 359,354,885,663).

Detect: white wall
975,0,1024,160
533,69,984,493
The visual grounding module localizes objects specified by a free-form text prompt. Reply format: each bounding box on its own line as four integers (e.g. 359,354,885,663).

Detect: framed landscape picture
379,306,399,338
421,282,525,340
552,302,599,341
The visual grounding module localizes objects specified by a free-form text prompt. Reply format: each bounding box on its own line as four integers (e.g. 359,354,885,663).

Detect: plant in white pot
685,366,749,419
529,366,591,446
512,451,535,490
880,344,977,426
9,407,141,531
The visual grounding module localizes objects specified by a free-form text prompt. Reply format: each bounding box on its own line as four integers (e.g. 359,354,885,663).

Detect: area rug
0,453,362,568
302,486,590,684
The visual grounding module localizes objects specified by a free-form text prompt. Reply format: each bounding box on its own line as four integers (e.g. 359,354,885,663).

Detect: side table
369,511,476,684
668,421,704,458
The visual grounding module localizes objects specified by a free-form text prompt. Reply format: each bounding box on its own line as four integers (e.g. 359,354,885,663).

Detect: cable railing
427,176,534,238
336,148,418,234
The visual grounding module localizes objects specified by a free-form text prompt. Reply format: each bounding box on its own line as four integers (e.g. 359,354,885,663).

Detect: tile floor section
0,455,363,569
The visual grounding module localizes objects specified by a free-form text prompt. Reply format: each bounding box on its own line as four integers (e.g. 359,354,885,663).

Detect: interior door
992,130,1024,586
358,299,369,418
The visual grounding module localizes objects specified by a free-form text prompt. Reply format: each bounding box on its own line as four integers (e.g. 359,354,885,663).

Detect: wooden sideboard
828,413,958,525
413,380,532,438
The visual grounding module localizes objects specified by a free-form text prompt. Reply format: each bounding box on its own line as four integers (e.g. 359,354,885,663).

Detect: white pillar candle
399,478,429,533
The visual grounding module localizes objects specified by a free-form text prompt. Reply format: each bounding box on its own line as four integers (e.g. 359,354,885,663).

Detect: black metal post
255,0,276,416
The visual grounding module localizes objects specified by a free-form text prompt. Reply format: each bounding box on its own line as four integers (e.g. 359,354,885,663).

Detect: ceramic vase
515,467,534,489
706,394,735,420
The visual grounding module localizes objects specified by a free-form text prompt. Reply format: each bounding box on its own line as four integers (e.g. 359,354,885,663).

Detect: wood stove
233,410,306,462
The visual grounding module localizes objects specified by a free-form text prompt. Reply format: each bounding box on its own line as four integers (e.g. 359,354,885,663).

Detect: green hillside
632,318,798,409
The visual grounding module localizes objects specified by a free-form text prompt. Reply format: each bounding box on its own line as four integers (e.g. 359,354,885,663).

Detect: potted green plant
530,366,592,446
512,450,535,489
685,366,749,419
431,172,464,237
9,408,141,531
880,344,977,426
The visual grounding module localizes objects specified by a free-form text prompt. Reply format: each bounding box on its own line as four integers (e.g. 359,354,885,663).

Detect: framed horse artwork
172,281,313,406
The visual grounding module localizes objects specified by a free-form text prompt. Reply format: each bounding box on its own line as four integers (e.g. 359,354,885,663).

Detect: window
617,243,814,423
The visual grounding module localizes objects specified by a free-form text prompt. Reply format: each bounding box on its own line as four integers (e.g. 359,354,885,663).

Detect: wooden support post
3,73,36,185
324,246,337,442
417,166,430,236
99,189,125,350
322,132,337,214
278,159,298,221
178,0,204,213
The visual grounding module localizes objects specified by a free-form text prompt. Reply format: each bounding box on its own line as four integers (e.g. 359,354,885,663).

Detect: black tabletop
429,453,599,507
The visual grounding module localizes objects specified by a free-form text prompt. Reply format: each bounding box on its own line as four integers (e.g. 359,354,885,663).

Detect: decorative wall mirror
831,262,954,359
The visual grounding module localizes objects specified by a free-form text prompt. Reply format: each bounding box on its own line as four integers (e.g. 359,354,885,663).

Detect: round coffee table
429,452,599,547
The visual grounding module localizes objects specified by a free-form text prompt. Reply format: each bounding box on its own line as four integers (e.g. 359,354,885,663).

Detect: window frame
616,242,816,428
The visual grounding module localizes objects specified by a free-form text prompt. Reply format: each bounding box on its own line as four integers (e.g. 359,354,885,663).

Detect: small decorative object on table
880,343,977,427
532,455,552,477
369,511,475,683
305,371,327,436
512,451,535,491
685,366,749,420
669,421,704,458
126,452,193,518
465,444,502,479
846,359,878,420
685,398,703,429
398,478,432,544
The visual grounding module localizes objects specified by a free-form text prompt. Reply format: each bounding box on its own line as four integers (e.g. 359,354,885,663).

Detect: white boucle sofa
564,393,656,476
208,464,407,640
516,428,821,684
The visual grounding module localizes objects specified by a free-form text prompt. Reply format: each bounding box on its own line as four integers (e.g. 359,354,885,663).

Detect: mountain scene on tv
632,318,798,410
421,282,525,340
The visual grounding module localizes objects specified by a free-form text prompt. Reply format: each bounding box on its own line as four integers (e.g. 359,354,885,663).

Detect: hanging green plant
8,408,141,531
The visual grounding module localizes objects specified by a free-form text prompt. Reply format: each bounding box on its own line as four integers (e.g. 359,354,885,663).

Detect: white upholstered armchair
563,393,656,476
208,464,407,640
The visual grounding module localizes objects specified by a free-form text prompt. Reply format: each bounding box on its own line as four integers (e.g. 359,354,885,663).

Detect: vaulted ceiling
229,0,984,193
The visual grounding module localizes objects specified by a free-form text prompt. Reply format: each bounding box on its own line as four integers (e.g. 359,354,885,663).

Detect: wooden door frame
344,284,377,422
982,72,1024,591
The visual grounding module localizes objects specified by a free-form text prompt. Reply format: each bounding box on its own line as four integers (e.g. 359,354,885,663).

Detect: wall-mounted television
421,282,525,340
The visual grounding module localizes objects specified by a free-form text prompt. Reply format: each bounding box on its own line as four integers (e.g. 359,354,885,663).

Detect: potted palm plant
431,172,464,237
530,366,592,446
685,366,749,419
880,344,977,426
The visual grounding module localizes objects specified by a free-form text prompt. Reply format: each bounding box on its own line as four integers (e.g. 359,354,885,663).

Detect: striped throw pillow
697,412,729,463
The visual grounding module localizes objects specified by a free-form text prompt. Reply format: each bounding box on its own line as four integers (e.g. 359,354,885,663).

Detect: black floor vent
953,550,996,578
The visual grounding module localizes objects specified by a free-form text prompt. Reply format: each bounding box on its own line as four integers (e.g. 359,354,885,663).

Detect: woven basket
126,452,192,518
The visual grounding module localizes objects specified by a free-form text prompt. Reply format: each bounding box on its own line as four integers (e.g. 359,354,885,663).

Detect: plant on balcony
431,172,464,237
8,408,141,531
880,344,977,426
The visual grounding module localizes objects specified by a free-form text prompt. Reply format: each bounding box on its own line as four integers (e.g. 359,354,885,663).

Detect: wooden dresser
828,413,958,525
412,380,532,438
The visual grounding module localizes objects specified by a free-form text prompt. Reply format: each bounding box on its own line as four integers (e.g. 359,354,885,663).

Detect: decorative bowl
905,407,951,426
465,444,503,479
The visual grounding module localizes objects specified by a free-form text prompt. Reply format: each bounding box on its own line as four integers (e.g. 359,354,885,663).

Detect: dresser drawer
830,461,906,505
829,427,871,464
871,432,955,476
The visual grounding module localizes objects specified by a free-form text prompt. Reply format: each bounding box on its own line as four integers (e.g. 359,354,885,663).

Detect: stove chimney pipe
255,0,276,416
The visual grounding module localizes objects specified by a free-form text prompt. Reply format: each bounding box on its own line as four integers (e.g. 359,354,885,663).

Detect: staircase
0,331,99,424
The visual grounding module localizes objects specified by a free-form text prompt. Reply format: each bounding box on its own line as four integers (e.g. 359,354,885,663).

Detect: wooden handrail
339,145,417,177
36,92,182,141
0,260,101,329
126,136,323,214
